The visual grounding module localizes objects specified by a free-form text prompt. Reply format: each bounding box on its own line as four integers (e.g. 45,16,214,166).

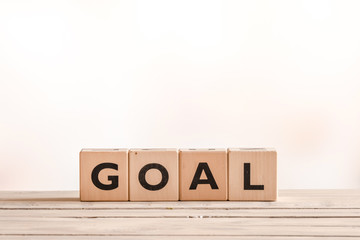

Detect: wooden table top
0,190,359,239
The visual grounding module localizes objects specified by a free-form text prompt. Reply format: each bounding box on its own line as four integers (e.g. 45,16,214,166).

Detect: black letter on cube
190,162,219,190
138,163,169,191
91,162,119,190
244,163,264,190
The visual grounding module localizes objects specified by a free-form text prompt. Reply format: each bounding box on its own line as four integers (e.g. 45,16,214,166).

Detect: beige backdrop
0,0,359,190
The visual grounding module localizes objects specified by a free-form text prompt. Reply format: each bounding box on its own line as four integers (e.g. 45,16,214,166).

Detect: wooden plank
1,209,360,218
0,218,359,236
0,190,359,238
0,190,360,209
1,237,360,240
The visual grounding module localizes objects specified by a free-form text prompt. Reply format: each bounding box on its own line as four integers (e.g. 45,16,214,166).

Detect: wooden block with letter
80,149,128,201
228,148,277,201
179,149,227,201
129,148,179,201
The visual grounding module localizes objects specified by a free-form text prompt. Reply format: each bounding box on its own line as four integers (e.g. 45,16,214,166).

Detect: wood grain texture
79,149,128,201
129,148,179,201
179,149,227,201
0,190,359,239
228,148,277,201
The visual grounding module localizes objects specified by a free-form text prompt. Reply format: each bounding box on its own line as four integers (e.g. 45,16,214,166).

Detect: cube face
129,149,179,201
179,149,227,201
228,148,277,201
80,149,128,201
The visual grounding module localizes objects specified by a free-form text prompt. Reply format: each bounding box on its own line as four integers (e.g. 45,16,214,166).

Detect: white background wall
0,0,359,190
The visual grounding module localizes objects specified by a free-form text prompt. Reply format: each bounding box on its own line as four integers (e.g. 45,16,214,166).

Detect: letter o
138,163,169,191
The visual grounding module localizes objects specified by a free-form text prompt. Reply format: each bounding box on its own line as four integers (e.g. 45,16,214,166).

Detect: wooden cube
129,148,179,201
228,148,277,201
80,149,128,201
179,149,227,201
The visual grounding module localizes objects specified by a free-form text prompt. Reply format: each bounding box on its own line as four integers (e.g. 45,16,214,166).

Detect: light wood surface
1,190,359,239
80,149,128,201
129,148,179,201
179,148,227,201
228,148,277,201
